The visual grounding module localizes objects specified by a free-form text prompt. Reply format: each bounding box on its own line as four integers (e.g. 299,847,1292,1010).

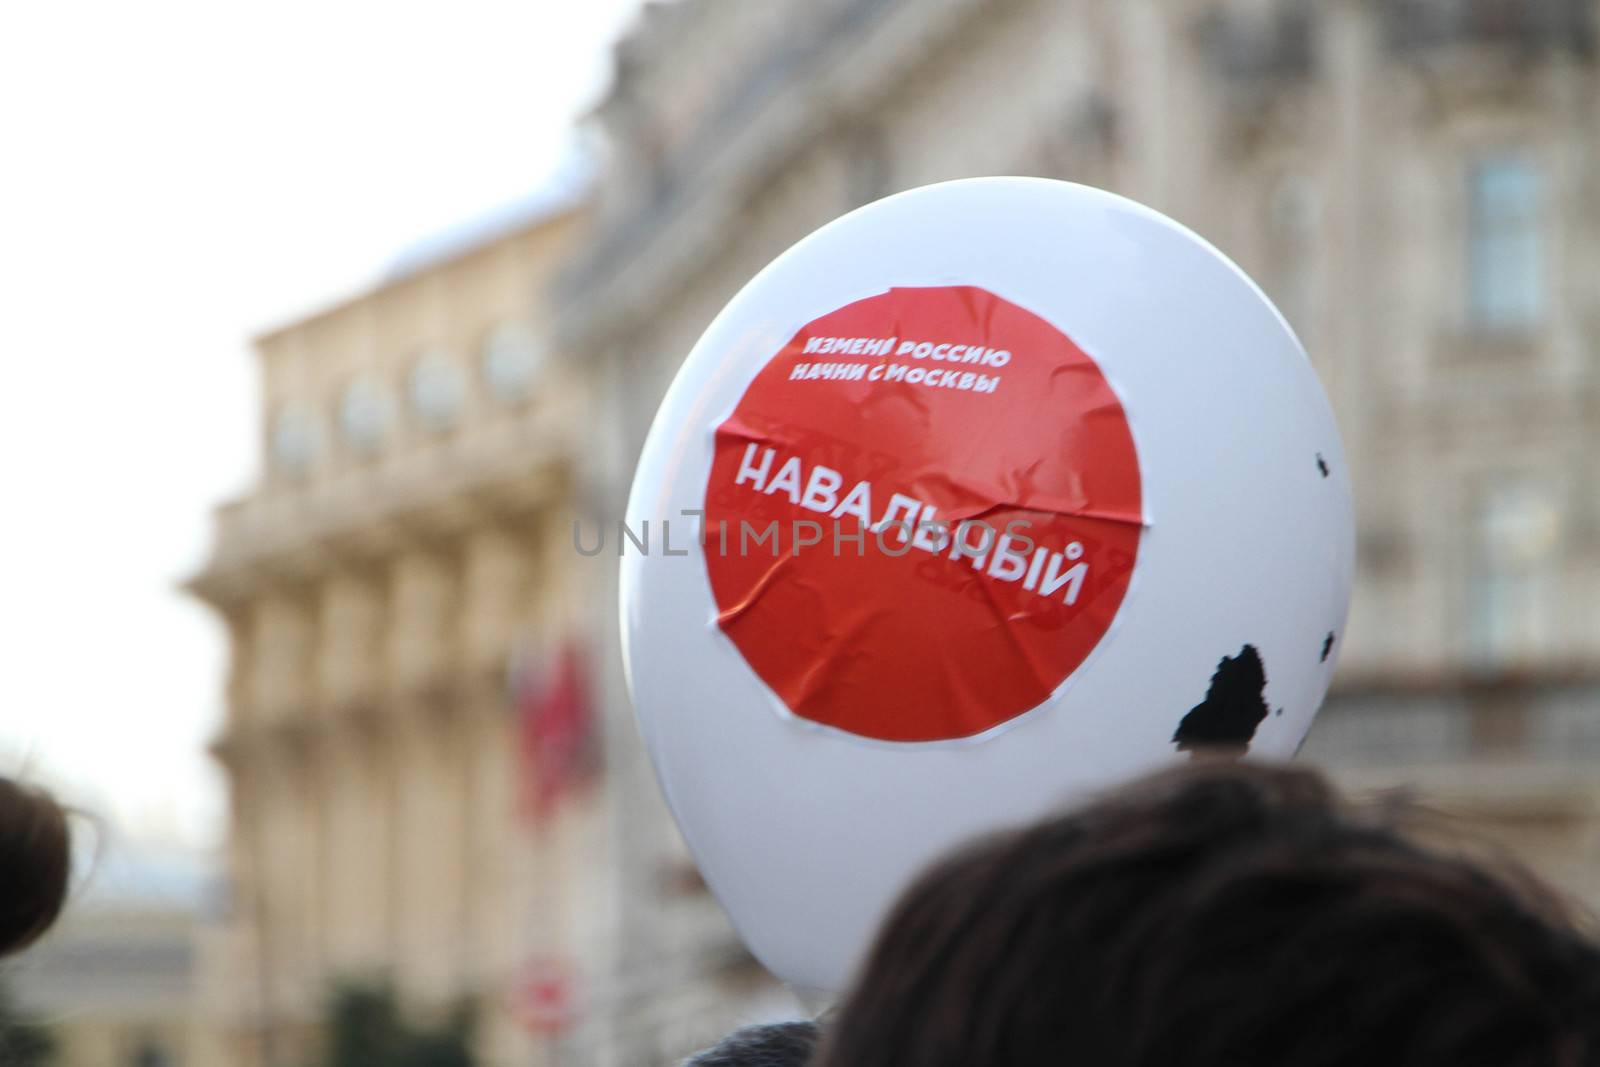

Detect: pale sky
0,0,644,851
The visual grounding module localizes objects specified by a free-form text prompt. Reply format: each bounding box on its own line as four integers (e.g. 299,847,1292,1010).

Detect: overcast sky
0,0,643,850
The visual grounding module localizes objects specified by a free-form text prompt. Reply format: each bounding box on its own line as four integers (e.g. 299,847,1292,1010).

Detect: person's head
683,1020,820,1067
816,761,1600,1067
0,776,71,956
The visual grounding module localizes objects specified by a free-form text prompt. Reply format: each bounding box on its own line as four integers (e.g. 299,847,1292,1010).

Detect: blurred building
559,0,1600,979
185,191,679,1067
9,839,218,1067
191,0,1600,1064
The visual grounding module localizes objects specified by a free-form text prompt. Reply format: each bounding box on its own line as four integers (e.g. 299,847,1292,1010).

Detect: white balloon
621,178,1353,994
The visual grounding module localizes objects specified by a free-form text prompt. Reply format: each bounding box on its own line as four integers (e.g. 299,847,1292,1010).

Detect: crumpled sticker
702,285,1144,744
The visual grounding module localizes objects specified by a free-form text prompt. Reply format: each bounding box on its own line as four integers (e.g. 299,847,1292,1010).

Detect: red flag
515,639,597,824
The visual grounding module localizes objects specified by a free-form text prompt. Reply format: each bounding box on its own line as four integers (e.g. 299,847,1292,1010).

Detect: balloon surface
621,177,1354,993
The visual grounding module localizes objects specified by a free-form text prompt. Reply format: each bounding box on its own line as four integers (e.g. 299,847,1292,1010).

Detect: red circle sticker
704,286,1142,742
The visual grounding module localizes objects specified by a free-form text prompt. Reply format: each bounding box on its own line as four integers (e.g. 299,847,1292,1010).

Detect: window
1466,154,1544,334
407,350,465,432
1467,481,1558,670
269,404,321,478
130,1039,173,1067
1264,172,1318,335
481,321,545,405
338,376,393,456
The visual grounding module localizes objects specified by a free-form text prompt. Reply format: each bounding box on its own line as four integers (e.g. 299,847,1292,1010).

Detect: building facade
192,1,1600,1063
186,197,671,1067
558,0,1600,1001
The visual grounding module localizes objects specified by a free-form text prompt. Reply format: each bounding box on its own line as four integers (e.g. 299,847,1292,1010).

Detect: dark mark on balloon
1321,632,1335,663
1317,454,1330,478
1172,645,1270,759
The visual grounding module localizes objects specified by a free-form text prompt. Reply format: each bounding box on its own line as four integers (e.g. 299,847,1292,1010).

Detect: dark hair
684,1020,820,1067
816,761,1600,1067
0,777,71,956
